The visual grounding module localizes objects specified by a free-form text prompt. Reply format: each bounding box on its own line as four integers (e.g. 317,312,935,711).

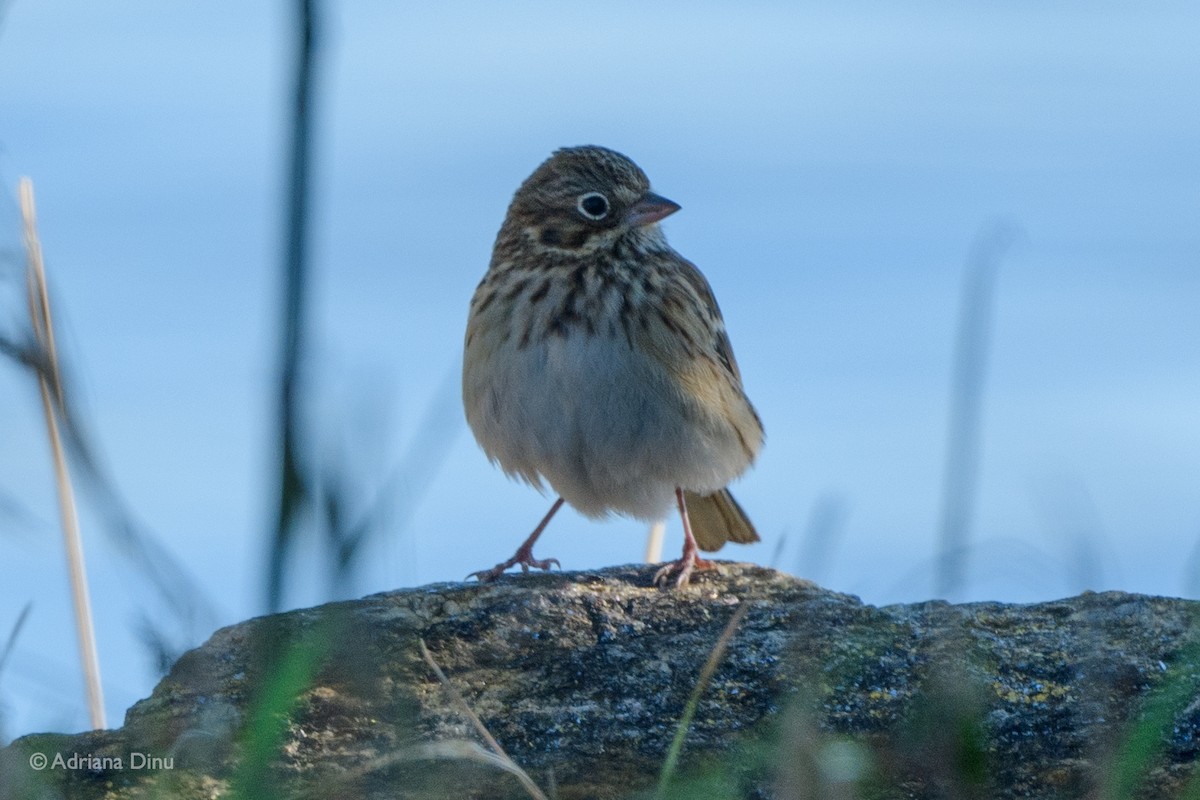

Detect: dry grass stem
291,740,542,800
418,637,549,800
656,598,752,797
19,177,106,730
645,520,666,563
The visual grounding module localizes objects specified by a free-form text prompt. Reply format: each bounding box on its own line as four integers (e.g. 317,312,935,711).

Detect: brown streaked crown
500,146,654,250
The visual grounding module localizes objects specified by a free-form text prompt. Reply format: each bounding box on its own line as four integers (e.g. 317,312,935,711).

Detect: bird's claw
517,556,560,574
653,555,715,588
469,553,560,583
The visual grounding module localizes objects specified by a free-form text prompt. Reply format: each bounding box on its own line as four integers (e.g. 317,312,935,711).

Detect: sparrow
462,145,763,586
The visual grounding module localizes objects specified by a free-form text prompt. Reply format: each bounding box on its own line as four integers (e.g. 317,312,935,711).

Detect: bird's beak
627,192,681,227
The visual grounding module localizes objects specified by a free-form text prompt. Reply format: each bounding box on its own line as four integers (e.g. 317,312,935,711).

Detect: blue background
1,2,1197,737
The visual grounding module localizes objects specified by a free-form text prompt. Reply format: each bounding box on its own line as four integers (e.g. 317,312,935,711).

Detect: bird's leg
653,488,716,588
469,497,565,582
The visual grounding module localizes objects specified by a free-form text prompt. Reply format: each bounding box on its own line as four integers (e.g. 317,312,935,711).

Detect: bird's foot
468,545,561,583
653,554,716,588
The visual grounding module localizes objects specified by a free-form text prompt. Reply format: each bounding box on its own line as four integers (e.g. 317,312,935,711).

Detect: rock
3,563,1200,799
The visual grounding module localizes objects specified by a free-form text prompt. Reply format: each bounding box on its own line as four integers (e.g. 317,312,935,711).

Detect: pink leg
469,497,565,582
653,488,716,588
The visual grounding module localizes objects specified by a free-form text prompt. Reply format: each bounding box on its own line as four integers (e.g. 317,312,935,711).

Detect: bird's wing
672,257,744,384
631,253,763,461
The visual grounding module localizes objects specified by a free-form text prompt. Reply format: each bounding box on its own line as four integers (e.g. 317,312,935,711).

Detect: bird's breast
463,292,755,518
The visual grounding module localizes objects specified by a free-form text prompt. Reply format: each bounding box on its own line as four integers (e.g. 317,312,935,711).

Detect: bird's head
503,145,680,254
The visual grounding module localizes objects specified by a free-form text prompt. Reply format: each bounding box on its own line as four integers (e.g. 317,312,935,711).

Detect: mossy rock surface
3,563,1200,799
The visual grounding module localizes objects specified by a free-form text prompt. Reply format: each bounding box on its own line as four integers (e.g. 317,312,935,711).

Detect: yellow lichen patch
992,680,1071,705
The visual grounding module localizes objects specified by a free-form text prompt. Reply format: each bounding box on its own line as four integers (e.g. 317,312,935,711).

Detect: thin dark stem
268,0,321,613
796,492,848,585
935,223,1020,600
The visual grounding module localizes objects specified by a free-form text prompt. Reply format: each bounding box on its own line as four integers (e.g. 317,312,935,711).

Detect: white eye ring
577,192,610,220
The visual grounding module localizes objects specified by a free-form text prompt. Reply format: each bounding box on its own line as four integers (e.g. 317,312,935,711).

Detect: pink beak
627,191,681,226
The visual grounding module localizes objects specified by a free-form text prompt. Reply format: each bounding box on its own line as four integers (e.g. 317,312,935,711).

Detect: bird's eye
577,192,610,220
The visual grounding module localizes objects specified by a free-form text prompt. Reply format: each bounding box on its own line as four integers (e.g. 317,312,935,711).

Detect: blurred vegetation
2,2,1199,799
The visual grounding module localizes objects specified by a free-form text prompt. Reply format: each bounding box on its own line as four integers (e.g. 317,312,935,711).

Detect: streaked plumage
463,145,764,586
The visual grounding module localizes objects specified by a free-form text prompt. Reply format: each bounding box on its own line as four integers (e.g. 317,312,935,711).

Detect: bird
462,145,764,587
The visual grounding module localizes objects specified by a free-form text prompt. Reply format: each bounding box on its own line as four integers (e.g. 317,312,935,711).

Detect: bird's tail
684,488,760,552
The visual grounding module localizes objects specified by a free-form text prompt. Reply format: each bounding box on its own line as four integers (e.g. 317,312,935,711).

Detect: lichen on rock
3,564,1200,799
